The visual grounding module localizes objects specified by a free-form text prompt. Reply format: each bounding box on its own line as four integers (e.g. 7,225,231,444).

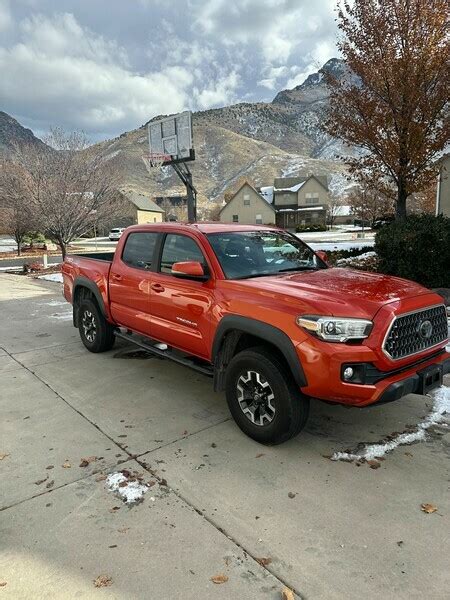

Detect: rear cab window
121,232,158,270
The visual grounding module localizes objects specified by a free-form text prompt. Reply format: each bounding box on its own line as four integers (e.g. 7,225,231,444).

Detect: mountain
100,58,352,203
0,111,49,157
0,59,353,204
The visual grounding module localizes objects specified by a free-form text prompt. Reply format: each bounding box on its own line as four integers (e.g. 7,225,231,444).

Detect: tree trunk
59,242,67,261
17,241,21,257
396,181,408,220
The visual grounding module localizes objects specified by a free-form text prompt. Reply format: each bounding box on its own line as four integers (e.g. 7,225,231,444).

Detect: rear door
149,232,214,359
109,231,159,336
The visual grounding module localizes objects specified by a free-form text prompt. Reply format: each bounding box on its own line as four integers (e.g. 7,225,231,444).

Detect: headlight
296,315,373,342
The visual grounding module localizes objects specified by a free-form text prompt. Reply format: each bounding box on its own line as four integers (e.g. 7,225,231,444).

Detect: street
0,274,449,599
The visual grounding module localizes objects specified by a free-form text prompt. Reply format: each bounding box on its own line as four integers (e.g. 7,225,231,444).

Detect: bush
295,224,327,232
375,214,450,288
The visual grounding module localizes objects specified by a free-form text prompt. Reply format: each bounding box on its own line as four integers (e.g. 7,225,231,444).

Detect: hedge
375,214,450,288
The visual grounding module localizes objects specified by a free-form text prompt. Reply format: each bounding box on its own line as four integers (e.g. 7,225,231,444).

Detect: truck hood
239,267,432,319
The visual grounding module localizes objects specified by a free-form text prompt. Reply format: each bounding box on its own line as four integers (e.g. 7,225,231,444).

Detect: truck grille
383,305,448,360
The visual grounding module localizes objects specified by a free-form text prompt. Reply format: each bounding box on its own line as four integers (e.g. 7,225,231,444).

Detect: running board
114,330,214,377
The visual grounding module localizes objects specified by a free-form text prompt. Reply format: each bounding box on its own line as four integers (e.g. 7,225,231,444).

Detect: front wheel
78,299,115,353
225,347,309,445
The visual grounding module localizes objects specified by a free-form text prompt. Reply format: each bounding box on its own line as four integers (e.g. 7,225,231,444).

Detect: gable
220,182,275,214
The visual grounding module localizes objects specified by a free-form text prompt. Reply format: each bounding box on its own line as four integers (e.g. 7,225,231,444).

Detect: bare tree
326,192,346,229
14,128,125,259
348,182,394,227
0,160,36,256
324,0,449,219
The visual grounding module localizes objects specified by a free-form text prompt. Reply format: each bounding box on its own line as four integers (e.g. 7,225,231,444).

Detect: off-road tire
78,298,115,353
225,347,309,445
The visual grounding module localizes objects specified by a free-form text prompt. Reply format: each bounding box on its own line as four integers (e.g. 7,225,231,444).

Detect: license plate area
417,365,443,395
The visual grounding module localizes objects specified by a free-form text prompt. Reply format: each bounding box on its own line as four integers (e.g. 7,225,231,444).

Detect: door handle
111,273,123,281
151,283,165,293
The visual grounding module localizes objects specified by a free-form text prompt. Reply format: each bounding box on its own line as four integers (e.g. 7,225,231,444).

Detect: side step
114,330,214,377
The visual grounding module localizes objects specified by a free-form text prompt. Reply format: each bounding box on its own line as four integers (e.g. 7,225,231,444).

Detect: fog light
343,367,354,381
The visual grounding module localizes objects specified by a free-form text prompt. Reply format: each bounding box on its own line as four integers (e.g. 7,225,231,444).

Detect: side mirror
171,261,208,280
316,250,329,264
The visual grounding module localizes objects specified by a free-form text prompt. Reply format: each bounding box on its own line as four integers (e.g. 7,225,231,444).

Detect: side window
122,232,158,270
160,234,206,274
232,214,239,222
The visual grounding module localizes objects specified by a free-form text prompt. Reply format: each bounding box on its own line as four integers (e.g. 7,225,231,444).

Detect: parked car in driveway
108,227,125,241
61,223,450,445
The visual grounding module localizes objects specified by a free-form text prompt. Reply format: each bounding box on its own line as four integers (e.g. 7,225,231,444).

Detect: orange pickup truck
62,223,449,444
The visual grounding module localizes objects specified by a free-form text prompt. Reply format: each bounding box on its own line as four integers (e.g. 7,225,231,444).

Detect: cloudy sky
0,0,338,140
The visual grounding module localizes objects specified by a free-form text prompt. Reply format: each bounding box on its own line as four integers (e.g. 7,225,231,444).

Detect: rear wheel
78,299,115,353
225,347,309,445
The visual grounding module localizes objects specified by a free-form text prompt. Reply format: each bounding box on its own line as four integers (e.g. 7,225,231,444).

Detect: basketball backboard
148,110,194,165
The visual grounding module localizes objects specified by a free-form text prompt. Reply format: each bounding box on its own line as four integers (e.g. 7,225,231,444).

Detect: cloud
0,12,192,136
0,0,12,31
194,70,240,109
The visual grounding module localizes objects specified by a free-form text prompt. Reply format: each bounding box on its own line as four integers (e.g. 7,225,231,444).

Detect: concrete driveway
0,274,449,599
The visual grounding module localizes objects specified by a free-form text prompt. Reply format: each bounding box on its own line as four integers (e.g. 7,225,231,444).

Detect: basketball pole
171,161,197,222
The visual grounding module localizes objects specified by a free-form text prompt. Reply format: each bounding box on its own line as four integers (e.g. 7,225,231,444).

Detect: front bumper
297,335,449,406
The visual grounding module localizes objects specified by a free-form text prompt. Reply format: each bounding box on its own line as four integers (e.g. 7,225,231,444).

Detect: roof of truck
125,222,280,234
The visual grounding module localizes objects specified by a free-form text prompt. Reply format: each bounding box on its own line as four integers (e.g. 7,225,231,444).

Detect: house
153,195,188,221
436,154,450,217
219,182,276,225
219,176,331,229
114,191,165,227
272,175,329,228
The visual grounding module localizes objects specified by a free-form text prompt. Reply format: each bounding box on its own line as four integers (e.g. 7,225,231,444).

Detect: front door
109,231,159,336
149,233,214,359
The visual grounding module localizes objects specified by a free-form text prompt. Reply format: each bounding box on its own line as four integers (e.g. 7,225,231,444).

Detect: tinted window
122,232,158,270
160,234,205,274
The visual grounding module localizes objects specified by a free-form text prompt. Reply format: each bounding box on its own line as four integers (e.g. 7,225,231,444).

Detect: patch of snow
337,251,377,266
334,205,352,217
331,385,450,462
106,472,149,505
41,300,67,307
260,186,274,204
38,273,63,283
50,312,73,320
274,181,306,193
308,240,375,252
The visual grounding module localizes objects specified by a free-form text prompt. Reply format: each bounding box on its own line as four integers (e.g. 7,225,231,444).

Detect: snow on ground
331,385,450,463
38,273,63,283
337,251,377,266
308,240,375,252
106,472,150,505
49,312,73,320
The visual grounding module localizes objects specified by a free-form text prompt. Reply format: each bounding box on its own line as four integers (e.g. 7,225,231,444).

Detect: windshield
207,230,327,279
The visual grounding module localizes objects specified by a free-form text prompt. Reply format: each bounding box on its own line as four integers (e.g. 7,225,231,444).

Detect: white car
108,228,125,241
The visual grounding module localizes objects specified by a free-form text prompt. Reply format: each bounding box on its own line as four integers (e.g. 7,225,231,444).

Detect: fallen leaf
288,492,296,499
256,557,272,567
421,503,437,514
62,460,71,469
79,456,97,468
182,430,188,436
109,506,121,513
46,480,55,489
0,581,7,587
404,452,413,457
117,527,129,534
46,465,54,470
0,453,9,461
34,475,49,486
211,574,228,584
95,474,107,482
367,460,380,469
281,588,295,600
159,478,168,487
93,575,112,588
211,442,217,448
255,453,265,458
397,541,404,547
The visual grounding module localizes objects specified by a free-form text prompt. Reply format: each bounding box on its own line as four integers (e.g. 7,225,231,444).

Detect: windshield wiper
234,272,274,280
277,266,318,273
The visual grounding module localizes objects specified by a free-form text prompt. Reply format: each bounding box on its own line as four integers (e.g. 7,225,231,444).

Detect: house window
232,214,239,222
255,214,262,224
243,193,250,206
305,192,319,205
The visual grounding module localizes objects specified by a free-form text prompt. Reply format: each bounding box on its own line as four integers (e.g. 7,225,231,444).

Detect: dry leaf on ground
211,574,229,584
79,456,97,467
34,475,49,486
281,588,295,600
0,581,7,587
288,492,296,499
62,460,71,468
255,453,265,458
367,460,380,469
256,557,272,567
93,575,112,588
0,453,10,461
421,503,437,514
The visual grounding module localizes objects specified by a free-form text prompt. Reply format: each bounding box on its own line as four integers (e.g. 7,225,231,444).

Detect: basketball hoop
142,152,171,172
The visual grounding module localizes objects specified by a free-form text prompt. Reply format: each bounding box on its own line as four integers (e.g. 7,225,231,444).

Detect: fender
212,315,308,390
73,276,109,326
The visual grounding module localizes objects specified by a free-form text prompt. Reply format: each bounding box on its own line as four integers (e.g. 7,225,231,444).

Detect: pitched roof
220,181,275,214
122,191,165,212
273,174,329,192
